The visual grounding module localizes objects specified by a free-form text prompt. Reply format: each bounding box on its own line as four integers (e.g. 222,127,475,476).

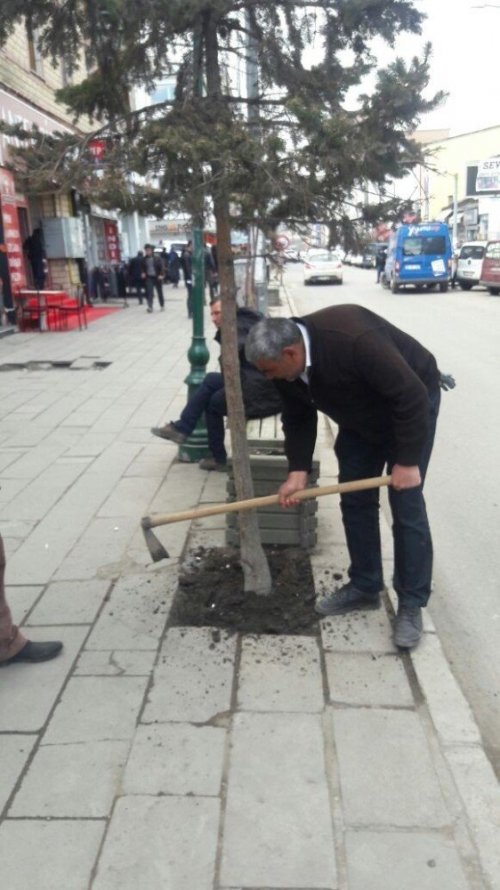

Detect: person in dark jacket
23,227,47,291
167,248,181,287
128,251,146,304
141,244,165,312
151,299,282,471
375,244,388,283
180,241,193,317
245,304,443,649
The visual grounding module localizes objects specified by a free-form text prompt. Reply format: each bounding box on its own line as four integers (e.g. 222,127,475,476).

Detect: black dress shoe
315,582,382,616
3,640,63,665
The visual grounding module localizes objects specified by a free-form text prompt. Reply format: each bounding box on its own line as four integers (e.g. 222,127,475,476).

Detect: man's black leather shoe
393,605,423,649
3,640,63,665
315,582,381,616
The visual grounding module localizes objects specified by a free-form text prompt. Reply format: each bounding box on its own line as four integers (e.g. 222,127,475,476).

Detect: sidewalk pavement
0,285,499,890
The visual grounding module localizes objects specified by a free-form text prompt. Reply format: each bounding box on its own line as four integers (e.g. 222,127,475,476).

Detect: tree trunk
204,13,272,596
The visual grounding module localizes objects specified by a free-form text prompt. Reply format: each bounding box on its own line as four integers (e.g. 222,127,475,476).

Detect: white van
456,242,486,290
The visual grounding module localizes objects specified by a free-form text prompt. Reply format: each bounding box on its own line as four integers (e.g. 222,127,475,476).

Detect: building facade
416,125,500,244
0,22,133,314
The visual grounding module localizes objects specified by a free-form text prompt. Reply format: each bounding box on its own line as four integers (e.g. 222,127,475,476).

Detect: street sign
274,234,290,250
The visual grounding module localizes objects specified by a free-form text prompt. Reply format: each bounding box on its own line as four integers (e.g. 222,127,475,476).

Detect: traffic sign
274,234,290,250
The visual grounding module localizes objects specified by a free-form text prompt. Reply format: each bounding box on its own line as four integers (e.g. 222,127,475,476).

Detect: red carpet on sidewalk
62,305,121,331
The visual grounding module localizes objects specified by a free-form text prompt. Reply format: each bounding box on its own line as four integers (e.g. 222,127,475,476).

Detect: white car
456,241,486,290
303,251,343,284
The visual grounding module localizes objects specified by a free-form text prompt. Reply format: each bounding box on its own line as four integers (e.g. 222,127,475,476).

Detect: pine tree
0,1,443,594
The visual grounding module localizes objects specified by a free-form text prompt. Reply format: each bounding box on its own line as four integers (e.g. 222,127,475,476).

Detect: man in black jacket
245,304,442,649
141,244,165,312
151,299,282,471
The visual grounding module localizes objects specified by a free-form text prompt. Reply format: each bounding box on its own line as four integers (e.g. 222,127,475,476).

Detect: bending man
245,304,442,650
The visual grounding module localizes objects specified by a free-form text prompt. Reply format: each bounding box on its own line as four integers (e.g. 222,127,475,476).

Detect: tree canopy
0,0,444,236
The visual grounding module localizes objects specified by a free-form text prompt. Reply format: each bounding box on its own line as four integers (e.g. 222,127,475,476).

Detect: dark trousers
176,372,227,463
132,278,146,303
333,389,440,607
185,283,193,318
145,277,164,308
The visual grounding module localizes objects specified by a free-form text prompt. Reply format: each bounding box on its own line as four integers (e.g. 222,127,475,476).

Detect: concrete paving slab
0,626,88,731
320,607,396,653
92,795,219,890
43,675,148,744
97,475,161,517
53,515,138,581
123,456,171,478
325,652,414,707
411,635,482,746
10,739,129,818
220,711,336,888
74,649,157,676
0,735,37,812
0,460,90,521
0,449,27,471
0,819,105,890
123,723,226,796
0,477,31,510
5,585,44,622
446,745,500,890
64,431,116,457
332,708,450,828
237,635,324,712
85,570,176,649
0,429,80,478
143,627,236,724
345,831,471,890
27,578,110,625
188,527,227,551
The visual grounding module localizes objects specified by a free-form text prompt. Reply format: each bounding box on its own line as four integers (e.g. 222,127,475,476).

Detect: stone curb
282,281,500,890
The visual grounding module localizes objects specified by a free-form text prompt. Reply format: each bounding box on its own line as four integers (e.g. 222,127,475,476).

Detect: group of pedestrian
126,241,218,317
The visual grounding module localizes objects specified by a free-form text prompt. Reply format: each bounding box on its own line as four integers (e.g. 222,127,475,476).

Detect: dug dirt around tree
169,546,322,635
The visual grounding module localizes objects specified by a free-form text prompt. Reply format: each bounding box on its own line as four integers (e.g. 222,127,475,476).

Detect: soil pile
169,546,320,635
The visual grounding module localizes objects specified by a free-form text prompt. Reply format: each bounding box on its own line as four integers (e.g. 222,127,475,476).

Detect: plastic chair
14,290,41,331
57,285,88,331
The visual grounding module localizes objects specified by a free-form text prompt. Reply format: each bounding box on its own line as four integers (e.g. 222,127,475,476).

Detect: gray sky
399,0,500,135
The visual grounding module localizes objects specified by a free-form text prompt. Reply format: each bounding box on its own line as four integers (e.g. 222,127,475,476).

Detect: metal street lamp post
177,228,211,463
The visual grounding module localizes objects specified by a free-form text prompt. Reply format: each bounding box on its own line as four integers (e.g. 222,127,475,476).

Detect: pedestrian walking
141,244,165,312
245,304,446,650
180,241,194,318
127,251,146,304
167,247,181,288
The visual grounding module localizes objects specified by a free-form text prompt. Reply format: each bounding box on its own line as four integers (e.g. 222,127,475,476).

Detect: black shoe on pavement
199,457,228,472
315,582,381,616
2,640,63,666
393,605,423,649
151,422,186,444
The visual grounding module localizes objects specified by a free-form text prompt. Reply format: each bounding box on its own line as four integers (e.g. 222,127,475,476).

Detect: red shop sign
103,220,120,262
88,138,108,166
0,169,27,289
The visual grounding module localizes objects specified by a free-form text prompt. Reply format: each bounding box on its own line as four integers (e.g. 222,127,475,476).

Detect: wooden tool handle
142,475,391,530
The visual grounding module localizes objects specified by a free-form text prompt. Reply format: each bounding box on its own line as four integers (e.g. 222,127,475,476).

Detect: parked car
384,221,452,293
359,242,380,268
303,251,343,284
479,240,500,295
456,241,486,290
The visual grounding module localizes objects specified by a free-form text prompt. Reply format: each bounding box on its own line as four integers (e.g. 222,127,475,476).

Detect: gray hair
245,317,301,363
